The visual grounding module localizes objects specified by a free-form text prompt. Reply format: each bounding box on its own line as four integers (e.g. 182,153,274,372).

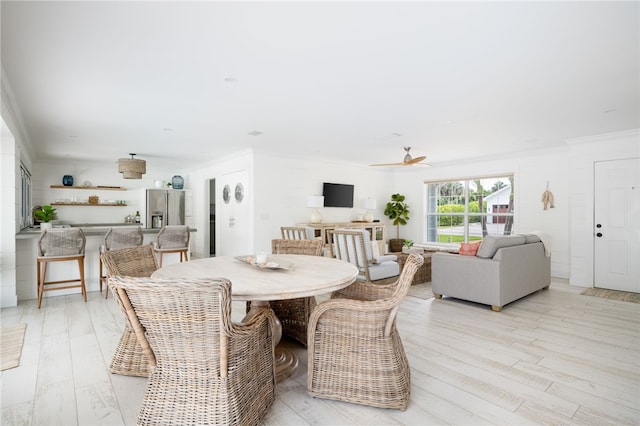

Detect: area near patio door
594,158,640,293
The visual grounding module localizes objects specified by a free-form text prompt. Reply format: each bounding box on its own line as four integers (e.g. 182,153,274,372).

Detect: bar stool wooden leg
99,256,104,293
37,259,46,309
78,257,87,302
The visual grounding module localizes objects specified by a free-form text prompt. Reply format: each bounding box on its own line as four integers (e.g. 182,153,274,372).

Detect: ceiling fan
369,147,431,167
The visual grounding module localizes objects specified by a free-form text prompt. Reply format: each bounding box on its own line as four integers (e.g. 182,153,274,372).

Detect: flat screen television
323,182,354,208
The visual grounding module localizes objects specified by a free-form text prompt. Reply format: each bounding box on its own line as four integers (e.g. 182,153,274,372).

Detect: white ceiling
1,1,638,168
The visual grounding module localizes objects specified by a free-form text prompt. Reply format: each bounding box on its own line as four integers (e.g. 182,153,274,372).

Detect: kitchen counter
16,225,197,239
15,224,197,302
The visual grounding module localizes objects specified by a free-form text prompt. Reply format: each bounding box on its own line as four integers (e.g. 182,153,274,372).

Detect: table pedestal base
275,347,299,381
246,300,299,382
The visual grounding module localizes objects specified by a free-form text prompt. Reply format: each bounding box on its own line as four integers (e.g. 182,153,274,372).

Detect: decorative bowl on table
235,255,293,270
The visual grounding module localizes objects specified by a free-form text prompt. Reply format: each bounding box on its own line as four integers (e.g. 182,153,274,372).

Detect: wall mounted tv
323,182,354,208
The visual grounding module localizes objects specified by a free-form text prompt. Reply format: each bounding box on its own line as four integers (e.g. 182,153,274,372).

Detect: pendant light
118,153,146,179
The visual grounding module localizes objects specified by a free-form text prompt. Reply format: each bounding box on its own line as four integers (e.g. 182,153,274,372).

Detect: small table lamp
363,198,377,222
307,195,324,223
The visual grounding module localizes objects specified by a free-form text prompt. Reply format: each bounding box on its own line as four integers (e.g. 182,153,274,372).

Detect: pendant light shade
118,153,146,179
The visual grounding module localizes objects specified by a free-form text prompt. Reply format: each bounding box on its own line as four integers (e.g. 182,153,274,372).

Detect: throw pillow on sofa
459,240,482,256
476,235,526,258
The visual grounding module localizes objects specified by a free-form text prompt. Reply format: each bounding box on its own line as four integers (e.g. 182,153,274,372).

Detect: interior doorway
594,158,640,293
209,178,215,257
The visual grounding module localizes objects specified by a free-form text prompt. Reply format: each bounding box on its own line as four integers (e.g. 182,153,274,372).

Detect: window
424,175,514,243
20,163,32,229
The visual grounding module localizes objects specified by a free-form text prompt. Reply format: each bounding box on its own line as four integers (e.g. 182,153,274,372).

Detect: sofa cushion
476,235,526,258
459,240,481,256
366,261,400,281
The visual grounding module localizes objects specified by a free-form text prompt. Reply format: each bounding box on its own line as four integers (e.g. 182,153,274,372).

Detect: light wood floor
2,279,639,425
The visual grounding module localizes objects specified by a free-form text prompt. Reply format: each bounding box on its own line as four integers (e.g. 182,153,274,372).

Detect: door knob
596,232,603,237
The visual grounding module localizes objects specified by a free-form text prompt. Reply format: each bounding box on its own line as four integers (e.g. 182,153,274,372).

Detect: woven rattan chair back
109,276,277,425
38,227,86,256
271,238,323,255
101,244,158,377
103,226,144,251
99,226,144,298
101,244,158,278
280,226,313,240
154,225,190,266
36,228,87,308
307,253,424,410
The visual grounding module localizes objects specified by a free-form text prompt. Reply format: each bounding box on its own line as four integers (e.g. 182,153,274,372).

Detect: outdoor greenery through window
424,175,514,243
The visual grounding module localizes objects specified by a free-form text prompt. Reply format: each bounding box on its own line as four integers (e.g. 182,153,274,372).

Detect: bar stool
37,228,86,308
153,225,190,267
99,226,144,299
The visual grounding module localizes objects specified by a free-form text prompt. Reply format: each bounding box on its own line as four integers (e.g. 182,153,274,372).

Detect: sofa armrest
373,254,397,264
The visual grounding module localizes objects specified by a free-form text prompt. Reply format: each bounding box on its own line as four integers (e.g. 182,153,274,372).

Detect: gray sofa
432,235,550,311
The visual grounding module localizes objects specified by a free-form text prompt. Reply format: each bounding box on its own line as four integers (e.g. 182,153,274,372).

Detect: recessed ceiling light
603,108,617,113
162,128,173,132
248,130,263,136
224,77,238,83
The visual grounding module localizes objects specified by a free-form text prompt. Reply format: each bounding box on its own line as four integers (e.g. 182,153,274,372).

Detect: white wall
0,117,17,307
185,149,396,259
1,73,35,307
252,151,396,250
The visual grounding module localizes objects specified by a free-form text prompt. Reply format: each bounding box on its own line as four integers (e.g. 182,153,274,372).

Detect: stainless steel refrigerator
145,189,186,229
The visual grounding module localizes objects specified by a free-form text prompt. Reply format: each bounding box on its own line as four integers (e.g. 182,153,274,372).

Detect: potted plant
34,205,57,230
384,193,410,252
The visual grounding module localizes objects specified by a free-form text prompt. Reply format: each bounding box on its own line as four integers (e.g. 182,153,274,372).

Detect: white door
594,158,640,292
217,170,251,256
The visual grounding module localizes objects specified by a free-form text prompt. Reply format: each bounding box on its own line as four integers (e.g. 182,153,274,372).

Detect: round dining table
151,254,359,380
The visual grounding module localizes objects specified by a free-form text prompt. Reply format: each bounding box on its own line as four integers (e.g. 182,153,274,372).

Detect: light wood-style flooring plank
2,280,639,425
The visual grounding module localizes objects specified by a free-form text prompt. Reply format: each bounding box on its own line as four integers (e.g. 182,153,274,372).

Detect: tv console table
296,222,386,249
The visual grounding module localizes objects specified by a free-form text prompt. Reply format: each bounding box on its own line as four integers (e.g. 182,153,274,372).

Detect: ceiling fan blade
369,161,407,167
405,155,426,164
369,149,430,167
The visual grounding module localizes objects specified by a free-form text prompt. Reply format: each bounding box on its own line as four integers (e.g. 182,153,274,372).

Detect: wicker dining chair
280,226,315,240
101,244,158,377
36,228,87,308
99,226,144,299
307,253,424,410
109,276,278,426
269,238,323,346
153,225,190,267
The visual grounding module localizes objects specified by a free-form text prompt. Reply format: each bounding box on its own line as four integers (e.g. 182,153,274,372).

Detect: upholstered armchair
328,228,400,284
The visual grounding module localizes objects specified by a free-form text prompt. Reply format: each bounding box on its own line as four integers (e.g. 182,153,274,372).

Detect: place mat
407,282,433,300
1,323,27,371
581,288,640,303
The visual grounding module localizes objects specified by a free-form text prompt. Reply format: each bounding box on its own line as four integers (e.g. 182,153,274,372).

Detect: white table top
151,254,359,301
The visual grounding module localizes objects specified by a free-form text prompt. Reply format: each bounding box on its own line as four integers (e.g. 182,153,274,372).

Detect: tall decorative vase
62,175,74,186
171,175,184,190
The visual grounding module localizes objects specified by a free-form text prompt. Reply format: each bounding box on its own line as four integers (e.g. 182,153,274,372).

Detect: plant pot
40,222,53,231
389,238,404,253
